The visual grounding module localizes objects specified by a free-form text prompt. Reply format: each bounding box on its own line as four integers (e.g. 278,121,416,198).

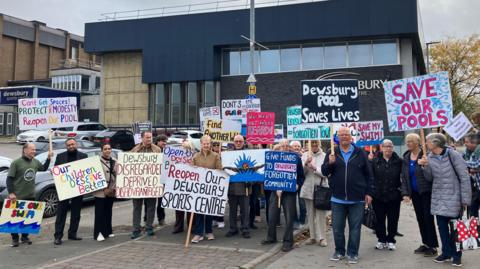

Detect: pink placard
247,112,275,144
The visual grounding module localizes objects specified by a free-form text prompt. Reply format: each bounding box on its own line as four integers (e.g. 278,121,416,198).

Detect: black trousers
94,197,114,239
411,191,439,248
228,194,249,232
249,184,261,226
157,198,165,222
54,196,83,240
174,210,193,232
373,198,401,243
266,192,296,247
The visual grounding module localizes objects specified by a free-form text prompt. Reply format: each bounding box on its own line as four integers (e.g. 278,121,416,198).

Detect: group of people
5,126,479,267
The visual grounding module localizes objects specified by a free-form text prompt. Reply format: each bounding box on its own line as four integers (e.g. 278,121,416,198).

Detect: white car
16,130,53,143
0,156,12,173
168,130,203,151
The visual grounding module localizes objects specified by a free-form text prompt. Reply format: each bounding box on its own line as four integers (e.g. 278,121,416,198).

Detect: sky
0,0,478,42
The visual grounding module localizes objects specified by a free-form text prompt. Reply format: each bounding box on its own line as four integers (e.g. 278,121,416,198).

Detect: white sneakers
217,222,225,229
387,242,396,250
375,242,396,250
375,242,386,250
97,233,105,242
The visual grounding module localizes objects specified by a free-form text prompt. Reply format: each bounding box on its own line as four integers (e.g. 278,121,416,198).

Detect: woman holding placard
93,143,117,241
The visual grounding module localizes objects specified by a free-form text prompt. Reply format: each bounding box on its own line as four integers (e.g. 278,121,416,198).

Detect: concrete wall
101,52,148,126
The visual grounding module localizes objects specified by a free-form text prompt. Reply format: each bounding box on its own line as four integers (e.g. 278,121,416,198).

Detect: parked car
93,130,135,151
16,129,56,143
54,122,108,141
33,139,96,155
0,156,12,173
0,148,121,218
168,130,203,151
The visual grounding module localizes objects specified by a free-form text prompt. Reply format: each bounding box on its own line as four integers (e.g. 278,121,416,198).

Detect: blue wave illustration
0,221,42,234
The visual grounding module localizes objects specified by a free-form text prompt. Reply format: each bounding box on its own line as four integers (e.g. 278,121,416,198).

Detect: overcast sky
1,0,478,42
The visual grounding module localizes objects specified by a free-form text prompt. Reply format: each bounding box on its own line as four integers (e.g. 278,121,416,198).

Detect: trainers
330,252,345,261
375,242,386,250
261,239,277,245
254,216,262,223
414,245,428,254
242,231,251,239
11,239,19,248
206,233,215,240
146,229,155,236
108,234,115,238
452,257,462,267
424,248,438,257
347,255,358,264
305,239,317,245
191,235,204,243
130,231,141,239
217,222,225,229
96,233,105,242
281,245,293,252
225,230,239,237
158,220,165,226
387,242,396,251
21,237,32,245
318,239,328,247
433,254,451,263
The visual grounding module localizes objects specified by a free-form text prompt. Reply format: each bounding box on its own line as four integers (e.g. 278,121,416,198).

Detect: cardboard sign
199,106,221,132
333,121,384,146
51,156,107,201
161,163,229,216
221,99,261,124
204,119,242,142
287,105,302,126
384,72,453,132
301,80,359,123
287,123,331,140
132,121,152,144
0,200,45,234
116,152,164,198
18,97,78,130
221,149,269,183
264,151,298,192
444,112,473,141
160,146,195,184
246,112,275,144
274,124,284,143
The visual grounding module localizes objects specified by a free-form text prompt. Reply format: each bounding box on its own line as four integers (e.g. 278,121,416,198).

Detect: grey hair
405,133,420,144
426,133,447,148
289,140,301,147
382,139,394,146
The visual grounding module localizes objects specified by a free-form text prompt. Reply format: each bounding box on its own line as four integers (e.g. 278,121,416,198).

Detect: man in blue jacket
321,127,374,264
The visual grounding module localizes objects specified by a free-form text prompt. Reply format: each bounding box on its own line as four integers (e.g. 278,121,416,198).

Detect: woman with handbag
421,133,471,267
93,143,117,241
300,140,328,247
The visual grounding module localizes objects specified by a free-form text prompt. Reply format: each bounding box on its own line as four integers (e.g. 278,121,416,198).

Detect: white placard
444,112,473,141
18,97,78,130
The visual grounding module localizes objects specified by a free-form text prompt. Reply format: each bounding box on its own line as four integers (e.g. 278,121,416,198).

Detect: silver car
54,122,108,141
0,148,120,218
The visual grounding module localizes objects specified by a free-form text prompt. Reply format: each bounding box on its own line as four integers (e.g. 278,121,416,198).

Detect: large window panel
324,43,347,69
373,40,397,65
224,50,240,75
302,45,323,70
154,84,167,125
204,81,216,107
280,46,300,71
187,82,198,124
260,48,280,73
170,83,182,124
348,42,372,67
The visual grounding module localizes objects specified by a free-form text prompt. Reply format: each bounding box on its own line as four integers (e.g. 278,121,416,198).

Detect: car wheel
39,189,59,218
37,136,45,141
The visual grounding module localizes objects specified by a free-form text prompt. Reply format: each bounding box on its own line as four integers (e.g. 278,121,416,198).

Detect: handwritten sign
116,152,163,198
160,146,195,184
274,124,284,143
51,156,106,201
444,112,473,141
221,99,261,124
161,163,229,216
384,72,453,132
333,121,384,146
221,149,268,183
0,200,45,234
18,97,78,130
264,151,298,192
204,119,242,143
247,112,275,144
302,80,359,123
199,106,221,132
287,105,302,126
287,123,331,140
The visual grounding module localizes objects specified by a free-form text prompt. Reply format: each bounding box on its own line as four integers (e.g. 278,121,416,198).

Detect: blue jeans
436,215,461,259
469,191,480,218
192,214,213,236
295,192,307,225
331,202,364,257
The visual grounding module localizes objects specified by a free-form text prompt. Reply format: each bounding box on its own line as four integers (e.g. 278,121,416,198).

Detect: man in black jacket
321,127,374,264
368,139,402,251
53,138,88,245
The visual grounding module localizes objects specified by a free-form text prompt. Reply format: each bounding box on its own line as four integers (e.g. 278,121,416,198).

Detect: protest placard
274,124,284,142
384,72,453,132
199,106,221,132
160,146,195,183
221,99,261,124
246,112,275,144
332,121,384,146
301,80,359,123
18,97,78,130
51,156,107,201
287,105,302,126
0,199,46,234
264,151,298,192
161,163,229,216
287,123,331,140
203,118,242,143
221,149,268,182
444,112,473,141
116,152,164,198
132,121,152,144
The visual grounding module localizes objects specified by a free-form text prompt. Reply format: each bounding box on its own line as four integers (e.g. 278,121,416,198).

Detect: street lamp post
247,0,256,98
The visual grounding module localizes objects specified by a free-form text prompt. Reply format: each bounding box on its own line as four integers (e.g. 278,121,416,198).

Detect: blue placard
264,151,298,192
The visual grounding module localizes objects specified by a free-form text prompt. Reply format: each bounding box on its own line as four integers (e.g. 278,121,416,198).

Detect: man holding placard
6,143,52,247
53,138,88,245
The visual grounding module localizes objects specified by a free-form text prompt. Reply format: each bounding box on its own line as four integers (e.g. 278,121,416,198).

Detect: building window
259,48,279,73
187,82,198,124
373,40,397,65
324,43,347,69
81,75,89,91
302,45,323,70
150,84,168,125
71,46,78,60
170,83,182,125
223,49,240,75
203,81,216,107
280,46,301,71
348,42,372,67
